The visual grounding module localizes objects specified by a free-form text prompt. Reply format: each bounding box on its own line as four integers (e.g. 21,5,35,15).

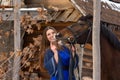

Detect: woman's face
46,29,56,42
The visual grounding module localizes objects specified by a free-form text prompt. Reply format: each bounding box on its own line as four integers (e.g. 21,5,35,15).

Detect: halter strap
67,24,92,45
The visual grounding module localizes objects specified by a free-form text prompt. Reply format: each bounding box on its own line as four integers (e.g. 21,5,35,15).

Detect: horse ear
79,14,93,21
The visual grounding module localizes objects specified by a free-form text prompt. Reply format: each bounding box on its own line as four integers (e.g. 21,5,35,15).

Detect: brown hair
41,26,56,53
39,26,65,74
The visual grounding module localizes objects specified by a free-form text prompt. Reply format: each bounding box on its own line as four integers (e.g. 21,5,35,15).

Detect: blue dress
44,46,78,80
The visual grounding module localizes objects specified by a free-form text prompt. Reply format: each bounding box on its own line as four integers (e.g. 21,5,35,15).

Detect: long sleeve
44,49,57,76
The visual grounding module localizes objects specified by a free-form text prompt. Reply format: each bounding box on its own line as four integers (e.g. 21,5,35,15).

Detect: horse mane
101,22,120,50
79,14,120,50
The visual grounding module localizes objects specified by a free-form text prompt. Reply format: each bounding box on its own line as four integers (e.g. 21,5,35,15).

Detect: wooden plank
65,9,82,22
85,44,92,50
83,58,92,63
0,6,13,8
51,11,62,20
55,9,74,22
84,51,92,57
83,66,93,70
40,22,75,28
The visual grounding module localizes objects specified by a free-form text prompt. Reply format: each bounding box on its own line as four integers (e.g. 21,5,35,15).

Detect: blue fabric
44,46,78,80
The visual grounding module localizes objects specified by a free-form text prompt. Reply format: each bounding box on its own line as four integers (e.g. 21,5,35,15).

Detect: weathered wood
93,0,101,80
70,0,120,26
84,52,92,57
85,44,92,50
0,8,81,23
12,0,21,80
83,58,92,63
24,0,73,9
51,11,62,20
65,9,82,22
40,22,75,29
55,9,74,22
0,8,39,20
83,66,93,70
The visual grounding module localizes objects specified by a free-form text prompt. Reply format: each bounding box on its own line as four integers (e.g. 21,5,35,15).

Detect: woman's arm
44,50,58,76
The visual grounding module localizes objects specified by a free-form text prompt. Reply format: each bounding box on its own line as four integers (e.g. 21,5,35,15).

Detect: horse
58,15,120,80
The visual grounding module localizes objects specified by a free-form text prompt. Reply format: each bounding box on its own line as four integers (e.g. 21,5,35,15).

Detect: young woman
40,26,78,80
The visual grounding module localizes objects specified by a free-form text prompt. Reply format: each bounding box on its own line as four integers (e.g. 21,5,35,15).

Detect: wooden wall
0,21,14,54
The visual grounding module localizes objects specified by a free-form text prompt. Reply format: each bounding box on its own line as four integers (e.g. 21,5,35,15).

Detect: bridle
66,23,92,46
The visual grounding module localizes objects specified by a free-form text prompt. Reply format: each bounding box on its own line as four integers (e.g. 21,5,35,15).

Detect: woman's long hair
39,26,62,74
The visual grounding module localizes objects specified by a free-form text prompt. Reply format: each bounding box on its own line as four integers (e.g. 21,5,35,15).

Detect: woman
40,26,78,80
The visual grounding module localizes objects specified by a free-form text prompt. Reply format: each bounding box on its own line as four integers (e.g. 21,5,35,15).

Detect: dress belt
62,66,69,70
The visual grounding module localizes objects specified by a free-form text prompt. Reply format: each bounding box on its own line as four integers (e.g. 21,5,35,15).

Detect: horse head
58,15,93,45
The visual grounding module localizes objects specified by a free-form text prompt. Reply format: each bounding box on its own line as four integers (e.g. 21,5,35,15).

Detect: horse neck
100,34,113,58
100,33,120,80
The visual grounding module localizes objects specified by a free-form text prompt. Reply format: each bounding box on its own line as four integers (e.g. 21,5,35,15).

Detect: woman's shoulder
61,45,71,53
45,48,51,53
62,44,70,50
44,48,54,57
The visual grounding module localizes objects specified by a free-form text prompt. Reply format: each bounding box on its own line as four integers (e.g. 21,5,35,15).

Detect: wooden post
12,0,21,80
92,0,101,80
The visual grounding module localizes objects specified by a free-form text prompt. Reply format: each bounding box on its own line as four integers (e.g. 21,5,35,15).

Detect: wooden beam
40,22,75,27
12,0,21,80
0,8,41,20
0,6,13,8
38,22,75,33
24,0,73,10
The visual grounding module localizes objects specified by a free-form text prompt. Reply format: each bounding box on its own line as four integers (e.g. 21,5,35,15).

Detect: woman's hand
50,41,58,53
